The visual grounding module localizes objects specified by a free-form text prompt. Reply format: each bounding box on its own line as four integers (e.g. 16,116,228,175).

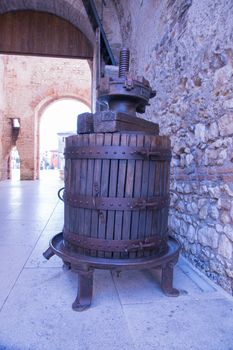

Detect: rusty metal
63,193,170,211
43,233,180,310
64,230,167,253
57,187,65,202
43,48,180,311
98,48,156,116
64,145,171,160
119,48,130,78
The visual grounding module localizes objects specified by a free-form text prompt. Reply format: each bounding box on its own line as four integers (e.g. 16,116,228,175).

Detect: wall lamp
12,118,21,129
11,118,20,142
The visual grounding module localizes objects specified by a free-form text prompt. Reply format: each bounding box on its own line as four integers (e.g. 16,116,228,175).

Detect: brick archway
34,94,91,179
1,55,93,181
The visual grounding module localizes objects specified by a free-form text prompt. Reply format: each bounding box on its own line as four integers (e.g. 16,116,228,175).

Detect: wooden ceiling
0,10,93,59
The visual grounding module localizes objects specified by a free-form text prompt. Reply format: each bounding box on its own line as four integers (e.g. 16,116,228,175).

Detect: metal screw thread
119,48,130,78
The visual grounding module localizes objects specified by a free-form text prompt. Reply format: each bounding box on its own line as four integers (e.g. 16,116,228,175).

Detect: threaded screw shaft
119,48,130,78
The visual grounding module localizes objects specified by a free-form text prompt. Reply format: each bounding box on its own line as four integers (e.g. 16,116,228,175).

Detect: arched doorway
0,3,122,181
0,6,94,182
39,98,90,179
7,146,21,181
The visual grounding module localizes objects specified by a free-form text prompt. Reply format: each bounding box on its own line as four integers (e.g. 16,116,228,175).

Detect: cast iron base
43,233,180,311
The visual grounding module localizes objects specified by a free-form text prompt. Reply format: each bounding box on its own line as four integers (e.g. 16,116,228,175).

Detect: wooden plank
64,136,71,236
105,133,120,258
0,11,93,58
70,136,78,237
125,134,137,259
137,134,151,257
131,134,144,258
161,137,170,237
113,133,127,259
98,133,112,258
77,113,94,134
89,133,104,257
84,133,95,255
94,111,159,134
73,135,84,255
93,133,105,257
153,136,162,252
144,134,157,257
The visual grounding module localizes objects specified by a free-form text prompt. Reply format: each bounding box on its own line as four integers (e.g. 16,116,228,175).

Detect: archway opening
8,146,20,181
0,8,93,182
39,98,90,180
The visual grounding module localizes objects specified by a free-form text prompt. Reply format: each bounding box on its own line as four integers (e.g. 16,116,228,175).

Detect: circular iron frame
44,233,181,311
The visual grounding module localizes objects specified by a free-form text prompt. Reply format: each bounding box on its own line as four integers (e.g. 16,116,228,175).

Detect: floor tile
122,298,233,350
0,245,33,308
0,269,135,350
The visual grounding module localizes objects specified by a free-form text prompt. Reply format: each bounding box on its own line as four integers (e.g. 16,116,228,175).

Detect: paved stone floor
0,171,233,350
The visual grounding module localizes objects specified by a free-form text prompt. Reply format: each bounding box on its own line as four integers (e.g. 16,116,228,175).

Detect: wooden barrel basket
63,132,171,259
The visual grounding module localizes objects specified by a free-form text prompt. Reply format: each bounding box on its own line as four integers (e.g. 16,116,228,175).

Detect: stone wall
113,0,233,293
0,55,91,180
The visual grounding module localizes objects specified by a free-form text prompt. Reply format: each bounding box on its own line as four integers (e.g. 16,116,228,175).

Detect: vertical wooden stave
113,133,127,259
137,134,151,257
89,133,104,257
144,134,157,257
64,136,71,247
124,133,137,259
106,133,120,258
163,137,170,241
84,133,95,256
100,133,112,258
151,136,162,254
131,134,144,258
74,135,85,255
93,133,105,257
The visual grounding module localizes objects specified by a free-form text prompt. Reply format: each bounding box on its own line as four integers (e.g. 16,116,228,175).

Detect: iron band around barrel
63,193,170,211
64,145,171,161
63,230,168,253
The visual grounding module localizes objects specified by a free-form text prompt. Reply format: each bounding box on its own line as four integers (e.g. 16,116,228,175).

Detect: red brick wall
0,55,91,180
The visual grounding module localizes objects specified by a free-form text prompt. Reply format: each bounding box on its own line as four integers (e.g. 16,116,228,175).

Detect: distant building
57,132,76,174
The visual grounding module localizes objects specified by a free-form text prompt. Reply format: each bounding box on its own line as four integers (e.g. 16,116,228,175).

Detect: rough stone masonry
113,0,233,293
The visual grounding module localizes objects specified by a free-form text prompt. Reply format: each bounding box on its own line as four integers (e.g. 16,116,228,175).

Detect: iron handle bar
58,187,65,202
136,150,164,159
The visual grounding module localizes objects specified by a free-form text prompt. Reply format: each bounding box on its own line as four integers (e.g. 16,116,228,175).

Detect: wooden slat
153,137,162,253
105,133,120,258
95,133,106,258
94,112,159,134
122,133,136,258
137,134,151,257
144,134,157,257
86,133,97,257
113,133,127,259
89,133,104,257
83,133,95,255
99,133,112,258
64,136,71,237
0,11,93,59
74,135,84,255
131,134,144,258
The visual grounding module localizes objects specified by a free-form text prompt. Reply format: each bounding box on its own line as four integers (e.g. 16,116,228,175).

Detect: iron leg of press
161,260,180,297
72,267,94,312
